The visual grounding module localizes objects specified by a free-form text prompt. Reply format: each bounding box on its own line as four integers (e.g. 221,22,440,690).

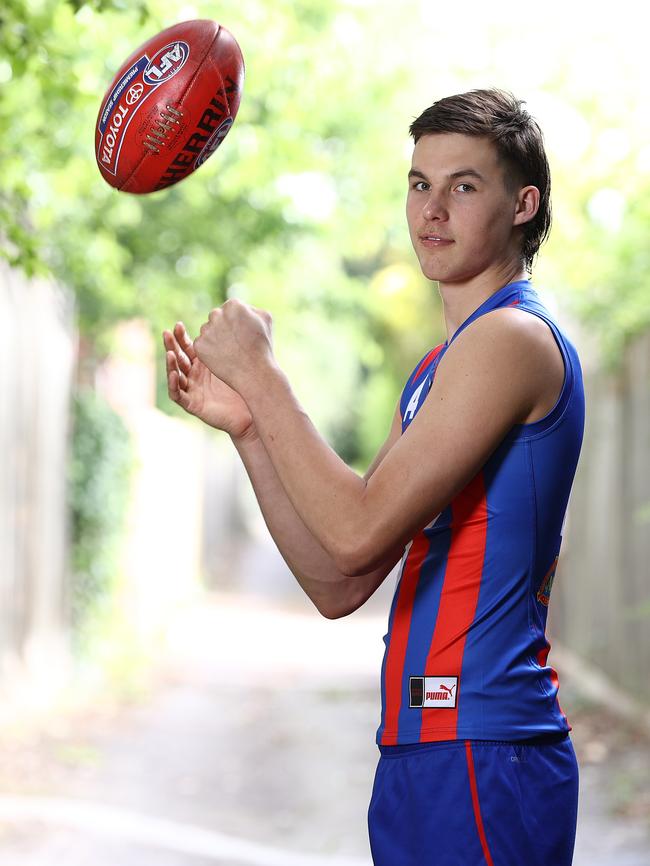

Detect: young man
163,88,584,865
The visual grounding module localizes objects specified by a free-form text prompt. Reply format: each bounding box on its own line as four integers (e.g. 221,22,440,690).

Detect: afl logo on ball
143,41,190,85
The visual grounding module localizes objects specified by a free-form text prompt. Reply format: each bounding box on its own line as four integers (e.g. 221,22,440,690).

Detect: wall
0,260,76,711
552,329,650,704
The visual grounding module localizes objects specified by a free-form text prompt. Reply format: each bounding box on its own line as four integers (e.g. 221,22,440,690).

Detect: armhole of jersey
400,344,445,421
506,309,574,441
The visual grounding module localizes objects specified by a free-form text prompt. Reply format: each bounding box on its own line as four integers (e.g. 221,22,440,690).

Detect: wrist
231,420,260,448
240,358,286,406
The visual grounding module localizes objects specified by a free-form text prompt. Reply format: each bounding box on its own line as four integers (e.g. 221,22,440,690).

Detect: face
406,133,537,285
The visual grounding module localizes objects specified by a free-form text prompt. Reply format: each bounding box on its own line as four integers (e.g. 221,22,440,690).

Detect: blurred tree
538,95,650,369
0,0,442,469
1,0,649,464
68,387,135,654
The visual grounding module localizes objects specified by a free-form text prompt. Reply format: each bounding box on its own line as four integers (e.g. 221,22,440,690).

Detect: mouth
419,234,454,246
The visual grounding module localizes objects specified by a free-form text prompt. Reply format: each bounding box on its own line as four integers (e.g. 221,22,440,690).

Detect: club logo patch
410,676,458,708
403,377,429,424
536,556,558,607
195,116,234,167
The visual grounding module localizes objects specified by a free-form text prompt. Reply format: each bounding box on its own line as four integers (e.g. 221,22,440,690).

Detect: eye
456,183,475,193
411,180,429,191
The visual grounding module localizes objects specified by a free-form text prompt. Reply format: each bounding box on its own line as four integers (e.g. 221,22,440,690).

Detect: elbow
335,518,397,575
318,603,353,620
333,547,361,579
337,533,405,579
335,540,374,579
314,591,355,619
330,489,377,577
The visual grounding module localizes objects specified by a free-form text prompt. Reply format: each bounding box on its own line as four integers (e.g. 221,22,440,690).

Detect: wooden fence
551,329,650,705
0,260,76,707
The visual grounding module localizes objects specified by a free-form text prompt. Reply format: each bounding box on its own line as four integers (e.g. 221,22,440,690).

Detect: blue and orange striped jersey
377,279,585,745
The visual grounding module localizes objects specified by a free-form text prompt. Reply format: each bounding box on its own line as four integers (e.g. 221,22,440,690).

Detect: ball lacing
144,104,183,154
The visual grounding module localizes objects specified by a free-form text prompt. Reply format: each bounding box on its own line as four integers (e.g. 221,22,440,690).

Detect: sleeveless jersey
377,278,585,746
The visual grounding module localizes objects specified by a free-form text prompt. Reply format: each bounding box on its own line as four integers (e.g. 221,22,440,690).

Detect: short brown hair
409,88,552,273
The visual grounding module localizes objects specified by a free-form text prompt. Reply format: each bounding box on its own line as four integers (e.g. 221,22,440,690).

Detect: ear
512,185,540,227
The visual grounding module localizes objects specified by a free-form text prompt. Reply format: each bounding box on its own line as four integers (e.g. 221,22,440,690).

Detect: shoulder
442,306,560,374
407,342,447,381
430,306,563,424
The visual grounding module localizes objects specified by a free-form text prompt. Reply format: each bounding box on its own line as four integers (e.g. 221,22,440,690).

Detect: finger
166,353,182,399
163,329,175,360
166,349,191,391
175,321,198,361
252,306,272,325
164,327,192,375
167,364,193,407
165,346,181,380
167,328,192,374
163,328,181,363
167,367,180,401
168,371,192,411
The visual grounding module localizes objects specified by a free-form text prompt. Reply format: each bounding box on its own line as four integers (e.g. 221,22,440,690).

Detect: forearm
232,428,378,618
243,363,367,570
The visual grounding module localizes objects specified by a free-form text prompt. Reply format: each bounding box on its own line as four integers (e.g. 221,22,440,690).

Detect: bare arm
198,305,556,576
231,403,404,619
164,321,403,619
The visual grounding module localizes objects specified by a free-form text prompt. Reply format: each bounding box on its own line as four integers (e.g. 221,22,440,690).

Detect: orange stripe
465,741,495,866
380,532,430,745
419,472,488,740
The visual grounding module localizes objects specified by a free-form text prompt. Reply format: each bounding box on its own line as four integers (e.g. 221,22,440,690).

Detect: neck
440,263,528,344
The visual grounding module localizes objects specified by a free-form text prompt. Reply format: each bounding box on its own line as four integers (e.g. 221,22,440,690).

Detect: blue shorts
367,732,579,866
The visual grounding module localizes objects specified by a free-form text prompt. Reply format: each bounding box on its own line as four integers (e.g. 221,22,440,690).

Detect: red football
95,19,244,194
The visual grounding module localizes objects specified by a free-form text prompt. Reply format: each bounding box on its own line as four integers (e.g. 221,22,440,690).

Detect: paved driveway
0,590,648,865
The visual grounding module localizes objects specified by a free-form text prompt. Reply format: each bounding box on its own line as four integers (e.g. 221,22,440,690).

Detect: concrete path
0,591,648,865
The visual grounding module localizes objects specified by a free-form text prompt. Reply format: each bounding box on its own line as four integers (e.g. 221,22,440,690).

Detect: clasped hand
193,298,274,394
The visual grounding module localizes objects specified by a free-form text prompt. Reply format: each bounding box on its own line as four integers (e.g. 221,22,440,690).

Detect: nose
422,191,448,221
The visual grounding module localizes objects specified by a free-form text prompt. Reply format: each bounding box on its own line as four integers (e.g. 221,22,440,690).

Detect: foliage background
2,0,647,461
67,388,135,654
1,0,649,644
